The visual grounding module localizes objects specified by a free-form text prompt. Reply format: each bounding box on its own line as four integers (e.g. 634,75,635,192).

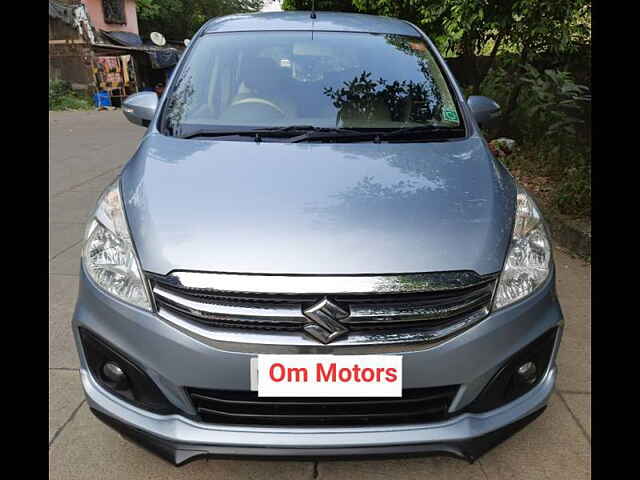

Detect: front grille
149,272,496,344
186,386,459,426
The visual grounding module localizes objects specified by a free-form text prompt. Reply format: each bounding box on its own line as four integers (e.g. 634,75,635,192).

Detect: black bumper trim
90,406,546,466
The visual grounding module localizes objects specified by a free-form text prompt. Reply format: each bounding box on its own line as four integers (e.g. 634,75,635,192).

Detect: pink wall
82,0,139,34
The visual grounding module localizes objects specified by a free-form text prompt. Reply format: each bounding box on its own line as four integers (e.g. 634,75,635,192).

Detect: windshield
163,31,463,137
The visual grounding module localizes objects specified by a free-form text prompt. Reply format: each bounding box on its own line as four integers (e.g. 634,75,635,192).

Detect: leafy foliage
282,0,358,11
49,80,93,111
136,0,264,39
480,59,590,217
519,65,590,144
555,156,591,217
287,0,591,95
502,142,591,218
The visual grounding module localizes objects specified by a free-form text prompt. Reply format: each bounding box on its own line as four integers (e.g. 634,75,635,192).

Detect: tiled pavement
49,110,591,479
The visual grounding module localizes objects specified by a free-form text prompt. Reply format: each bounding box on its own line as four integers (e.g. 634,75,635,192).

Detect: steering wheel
229,97,286,117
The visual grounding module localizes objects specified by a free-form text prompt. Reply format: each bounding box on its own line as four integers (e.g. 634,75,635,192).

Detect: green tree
354,0,590,95
137,0,264,39
282,0,358,11
498,0,590,116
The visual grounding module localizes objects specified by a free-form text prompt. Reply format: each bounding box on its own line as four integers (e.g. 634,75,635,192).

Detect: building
81,0,139,35
49,0,181,105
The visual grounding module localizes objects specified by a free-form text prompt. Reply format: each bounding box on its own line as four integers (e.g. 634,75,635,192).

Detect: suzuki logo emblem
302,297,349,344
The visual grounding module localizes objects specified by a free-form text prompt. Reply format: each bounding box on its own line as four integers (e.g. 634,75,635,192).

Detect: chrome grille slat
153,285,306,324
149,272,497,346
154,284,492,326
345,290,493,325
161,270,488,294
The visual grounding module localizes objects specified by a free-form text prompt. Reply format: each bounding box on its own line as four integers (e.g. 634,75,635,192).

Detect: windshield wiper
287,126,466,143
178,125,319,140
178,125,367,141
178,125,464,142
287,128,380,143
379,126,466,140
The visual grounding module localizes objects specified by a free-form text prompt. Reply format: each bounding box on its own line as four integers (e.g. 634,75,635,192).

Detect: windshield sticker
443,108,459,123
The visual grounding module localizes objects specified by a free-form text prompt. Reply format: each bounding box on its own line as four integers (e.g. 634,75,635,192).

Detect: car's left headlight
493,185,552,310
82,179,152,310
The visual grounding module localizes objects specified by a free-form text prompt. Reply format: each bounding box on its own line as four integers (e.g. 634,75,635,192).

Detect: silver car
73,11,563,465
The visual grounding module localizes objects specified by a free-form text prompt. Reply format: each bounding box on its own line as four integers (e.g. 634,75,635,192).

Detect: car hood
121,133,516,276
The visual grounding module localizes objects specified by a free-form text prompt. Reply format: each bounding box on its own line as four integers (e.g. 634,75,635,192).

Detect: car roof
203,11,420,37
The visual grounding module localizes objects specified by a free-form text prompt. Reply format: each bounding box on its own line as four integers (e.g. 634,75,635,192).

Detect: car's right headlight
493,185,552,310
82,179,152,311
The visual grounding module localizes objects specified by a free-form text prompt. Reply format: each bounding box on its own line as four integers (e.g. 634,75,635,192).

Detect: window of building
103,0,126,25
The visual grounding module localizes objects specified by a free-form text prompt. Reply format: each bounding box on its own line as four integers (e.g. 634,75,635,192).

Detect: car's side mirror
467,96,501,128
122,92,158,127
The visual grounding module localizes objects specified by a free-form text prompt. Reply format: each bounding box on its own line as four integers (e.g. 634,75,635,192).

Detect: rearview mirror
467,96,501,128
122,92,158,127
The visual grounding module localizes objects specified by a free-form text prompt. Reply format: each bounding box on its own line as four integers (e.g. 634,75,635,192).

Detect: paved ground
49,110,591,479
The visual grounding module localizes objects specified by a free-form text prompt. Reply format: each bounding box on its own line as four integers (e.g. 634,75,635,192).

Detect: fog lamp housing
102,361,129,391
516,361,537,385
79,328,176,414
466,328,558,413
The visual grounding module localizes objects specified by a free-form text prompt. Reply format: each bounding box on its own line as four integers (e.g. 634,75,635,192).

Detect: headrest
240,57,287,93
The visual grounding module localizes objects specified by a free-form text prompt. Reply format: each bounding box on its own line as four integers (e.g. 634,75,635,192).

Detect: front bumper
90,401,546,465
73,265,563,465
82,365,554,465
